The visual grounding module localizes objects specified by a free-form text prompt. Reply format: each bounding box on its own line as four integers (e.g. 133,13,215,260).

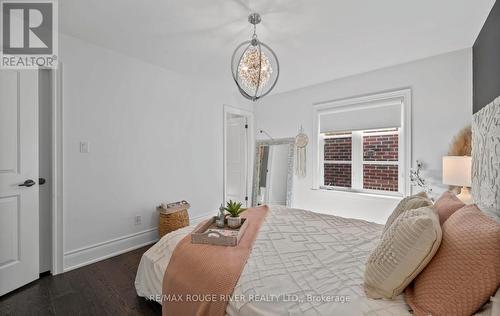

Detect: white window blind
319,101,402,133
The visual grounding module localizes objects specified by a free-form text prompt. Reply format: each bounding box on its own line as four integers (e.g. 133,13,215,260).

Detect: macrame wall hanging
294,126,308,178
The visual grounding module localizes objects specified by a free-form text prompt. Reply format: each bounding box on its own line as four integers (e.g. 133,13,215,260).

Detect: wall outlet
79,141,90,153
134,215,141,226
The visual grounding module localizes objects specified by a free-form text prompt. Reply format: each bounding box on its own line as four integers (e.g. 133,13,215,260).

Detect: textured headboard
471,96,500,221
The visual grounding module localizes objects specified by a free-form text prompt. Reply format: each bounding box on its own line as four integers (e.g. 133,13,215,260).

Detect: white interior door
226,115,248,206
0,70,39,296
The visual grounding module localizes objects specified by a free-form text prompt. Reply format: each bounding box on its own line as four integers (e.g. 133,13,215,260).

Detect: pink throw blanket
162,206,269,316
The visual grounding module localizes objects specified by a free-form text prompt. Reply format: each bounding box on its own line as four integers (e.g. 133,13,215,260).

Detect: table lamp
442,156,472,204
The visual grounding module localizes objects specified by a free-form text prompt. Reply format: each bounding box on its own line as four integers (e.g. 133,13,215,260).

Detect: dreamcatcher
294,126,308,178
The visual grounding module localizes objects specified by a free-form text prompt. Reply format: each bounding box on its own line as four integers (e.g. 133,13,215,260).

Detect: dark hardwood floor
0,246,161,316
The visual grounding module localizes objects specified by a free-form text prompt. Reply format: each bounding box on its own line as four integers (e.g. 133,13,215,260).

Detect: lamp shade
442,156,472,186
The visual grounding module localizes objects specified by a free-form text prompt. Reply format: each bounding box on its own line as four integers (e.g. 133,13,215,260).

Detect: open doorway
39,69,53,274
223,105,254,207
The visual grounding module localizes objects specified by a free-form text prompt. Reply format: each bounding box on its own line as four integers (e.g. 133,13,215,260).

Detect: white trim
223,104,254,207
312,88,412,196
63,228,158,272
318,133,325,187
64,227,158,257
401,89,412,196
64,241,156,273
362,161,399,165
362,129,399,136
51,65,64,275
313,89,408,109
351,131,363,190
319,186,403,198
63,211,212,272
323,133,352,139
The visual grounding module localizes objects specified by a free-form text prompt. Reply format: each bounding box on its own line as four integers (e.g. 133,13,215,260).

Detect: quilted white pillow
364,206,442,299
383,192,432,233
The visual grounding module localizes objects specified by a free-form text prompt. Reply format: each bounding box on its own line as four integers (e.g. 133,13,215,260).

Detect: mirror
252,138,294,207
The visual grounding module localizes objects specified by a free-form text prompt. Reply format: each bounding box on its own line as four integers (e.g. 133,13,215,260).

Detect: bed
136,205,496,315
136,206,414,315
135,98,499,315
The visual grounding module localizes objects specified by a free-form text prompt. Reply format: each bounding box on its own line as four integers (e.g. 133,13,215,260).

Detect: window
362,129,399,192
323,132,352,188
321,128,399,192
313,89,411,196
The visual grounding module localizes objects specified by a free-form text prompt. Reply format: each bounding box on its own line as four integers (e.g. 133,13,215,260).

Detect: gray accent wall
473,1,500,113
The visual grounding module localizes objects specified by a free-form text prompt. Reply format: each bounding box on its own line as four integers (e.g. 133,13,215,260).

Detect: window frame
312,89,411,197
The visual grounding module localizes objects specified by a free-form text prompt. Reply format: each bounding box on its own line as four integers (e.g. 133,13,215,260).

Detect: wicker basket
158,207,190,238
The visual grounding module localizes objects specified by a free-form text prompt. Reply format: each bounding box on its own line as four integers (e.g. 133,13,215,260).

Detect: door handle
18,179,36,187
39,178,46,185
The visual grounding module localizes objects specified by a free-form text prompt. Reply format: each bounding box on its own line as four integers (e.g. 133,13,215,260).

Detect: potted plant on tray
224,200,246,228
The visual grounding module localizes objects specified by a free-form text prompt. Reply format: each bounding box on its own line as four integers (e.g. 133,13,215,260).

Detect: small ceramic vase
227,216,241,229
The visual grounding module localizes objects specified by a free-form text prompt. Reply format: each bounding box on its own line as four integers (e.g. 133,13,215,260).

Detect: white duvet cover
135,206,492,315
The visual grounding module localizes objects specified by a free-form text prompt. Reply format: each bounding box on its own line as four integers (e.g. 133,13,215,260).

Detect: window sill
316,186,403,199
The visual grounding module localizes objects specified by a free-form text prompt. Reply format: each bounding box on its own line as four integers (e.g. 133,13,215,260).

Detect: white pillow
383,192,432,233
364,206,442,299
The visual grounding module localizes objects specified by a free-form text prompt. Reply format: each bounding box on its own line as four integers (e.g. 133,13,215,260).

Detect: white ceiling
60,0,495,94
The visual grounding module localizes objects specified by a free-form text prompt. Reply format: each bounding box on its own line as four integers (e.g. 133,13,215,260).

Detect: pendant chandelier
231,13,280,101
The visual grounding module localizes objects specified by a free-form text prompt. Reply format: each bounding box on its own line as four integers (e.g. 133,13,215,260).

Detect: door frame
50,65,64,275
222,104,254,207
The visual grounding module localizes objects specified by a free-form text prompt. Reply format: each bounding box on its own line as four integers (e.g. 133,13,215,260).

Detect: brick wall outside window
324,136,352,187
324,164,351,188
363,134,398,161
323,132,399,191
363,164,398,191
363,133,399,191
324,137,352,161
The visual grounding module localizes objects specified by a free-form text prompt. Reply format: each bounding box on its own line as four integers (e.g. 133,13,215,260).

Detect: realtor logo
1,0,58,68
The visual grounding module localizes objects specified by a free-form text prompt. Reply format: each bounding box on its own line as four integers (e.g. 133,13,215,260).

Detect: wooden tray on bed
191,217,248,247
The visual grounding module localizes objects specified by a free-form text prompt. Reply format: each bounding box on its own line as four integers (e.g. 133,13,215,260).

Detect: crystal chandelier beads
238,45,273,91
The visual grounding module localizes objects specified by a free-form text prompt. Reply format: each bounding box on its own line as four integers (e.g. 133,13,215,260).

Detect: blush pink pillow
405,205,500,316
433,191,465,225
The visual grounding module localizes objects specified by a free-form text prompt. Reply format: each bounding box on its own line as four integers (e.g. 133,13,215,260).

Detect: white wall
57,36,472,269
60,35,251,270
255,49,472,224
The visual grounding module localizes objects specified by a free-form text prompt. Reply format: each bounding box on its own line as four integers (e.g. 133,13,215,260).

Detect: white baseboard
63,211,213,272
63,228,158,272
